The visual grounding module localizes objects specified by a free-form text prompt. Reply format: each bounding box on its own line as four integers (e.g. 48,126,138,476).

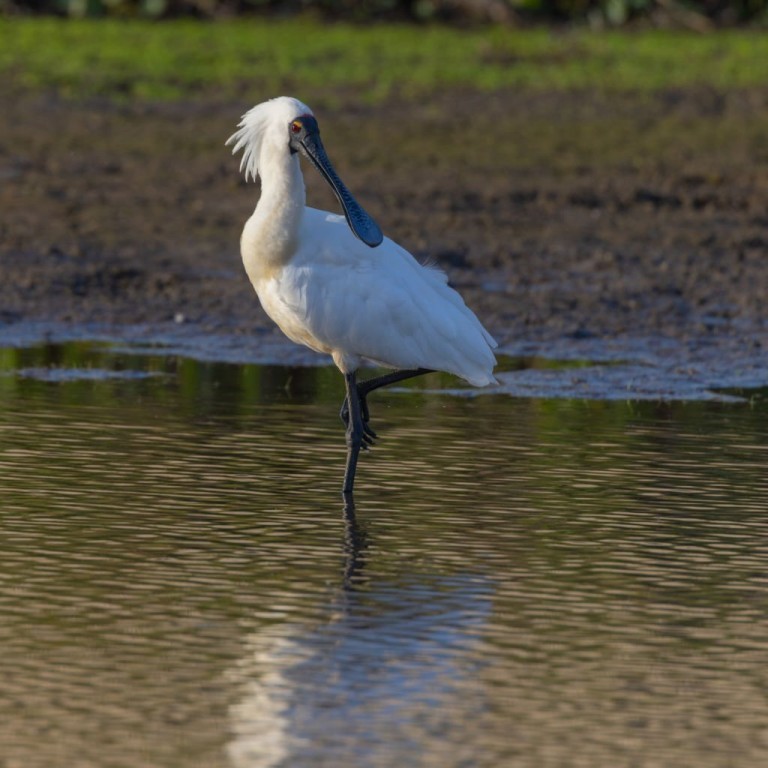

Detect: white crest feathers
226,96,313,182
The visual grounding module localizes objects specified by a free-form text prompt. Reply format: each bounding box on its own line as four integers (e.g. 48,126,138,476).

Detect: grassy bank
1,18,768,101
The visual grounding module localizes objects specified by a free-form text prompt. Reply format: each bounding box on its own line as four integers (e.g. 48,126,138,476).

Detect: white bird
227,96,497,495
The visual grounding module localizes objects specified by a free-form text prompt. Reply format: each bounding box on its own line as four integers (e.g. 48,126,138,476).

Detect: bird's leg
339,392,376,445
340,368,433,440
358,367,434,400
342,372,366,495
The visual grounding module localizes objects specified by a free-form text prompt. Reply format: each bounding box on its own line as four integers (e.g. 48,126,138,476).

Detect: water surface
1,343,767,767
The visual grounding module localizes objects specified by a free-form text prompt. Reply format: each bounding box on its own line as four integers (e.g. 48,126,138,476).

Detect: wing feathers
278,212,497,386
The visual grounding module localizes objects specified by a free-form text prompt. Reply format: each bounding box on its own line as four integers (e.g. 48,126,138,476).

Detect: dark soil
1,86,767,393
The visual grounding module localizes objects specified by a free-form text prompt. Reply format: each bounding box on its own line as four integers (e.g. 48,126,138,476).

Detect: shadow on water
1,342,768,767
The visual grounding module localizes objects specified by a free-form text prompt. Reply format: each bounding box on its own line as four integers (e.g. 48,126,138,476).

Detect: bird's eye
290,120,302,134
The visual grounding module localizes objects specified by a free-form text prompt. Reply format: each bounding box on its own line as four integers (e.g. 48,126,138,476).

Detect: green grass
2,18,768,100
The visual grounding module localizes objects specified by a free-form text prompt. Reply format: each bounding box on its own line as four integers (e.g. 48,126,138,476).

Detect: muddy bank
1,86,767,394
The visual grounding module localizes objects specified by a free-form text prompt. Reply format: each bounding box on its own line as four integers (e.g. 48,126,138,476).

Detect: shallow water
1,342,767,768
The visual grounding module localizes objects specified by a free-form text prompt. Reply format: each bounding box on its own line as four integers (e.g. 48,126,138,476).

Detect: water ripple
0,348,767,766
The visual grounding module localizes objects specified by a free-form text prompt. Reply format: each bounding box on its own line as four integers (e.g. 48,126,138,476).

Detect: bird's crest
226,96,312,182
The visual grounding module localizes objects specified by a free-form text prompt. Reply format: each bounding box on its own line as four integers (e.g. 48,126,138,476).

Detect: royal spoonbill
227,96,497,495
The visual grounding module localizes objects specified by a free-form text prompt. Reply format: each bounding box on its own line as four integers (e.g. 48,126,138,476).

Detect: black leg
340,368,433,440
357,367,433,398
342,371,366,495
340,367,433,494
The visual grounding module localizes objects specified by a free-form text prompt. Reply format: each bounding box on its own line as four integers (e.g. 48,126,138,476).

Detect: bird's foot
339,395,377,447
346,420,367,452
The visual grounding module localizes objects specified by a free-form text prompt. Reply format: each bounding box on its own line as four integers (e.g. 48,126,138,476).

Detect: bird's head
226,96,383,248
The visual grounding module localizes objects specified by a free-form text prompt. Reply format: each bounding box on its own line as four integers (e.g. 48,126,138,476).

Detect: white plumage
227,96,497,493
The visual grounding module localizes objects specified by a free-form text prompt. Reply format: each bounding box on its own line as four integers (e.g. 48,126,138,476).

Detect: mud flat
1,87,766,398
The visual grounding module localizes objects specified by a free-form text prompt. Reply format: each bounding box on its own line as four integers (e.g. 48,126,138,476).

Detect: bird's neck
241,150,306,282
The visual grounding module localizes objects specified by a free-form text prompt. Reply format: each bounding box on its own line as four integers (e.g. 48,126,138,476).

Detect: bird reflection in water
341,492,368,591
226,495,493,768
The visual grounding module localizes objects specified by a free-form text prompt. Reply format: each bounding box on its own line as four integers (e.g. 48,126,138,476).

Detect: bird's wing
281,211,496,386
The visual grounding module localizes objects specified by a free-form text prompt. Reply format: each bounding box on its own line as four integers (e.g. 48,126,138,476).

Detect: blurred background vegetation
1,0,766,28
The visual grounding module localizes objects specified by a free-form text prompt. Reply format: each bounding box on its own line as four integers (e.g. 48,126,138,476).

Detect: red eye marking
290,120,302,133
